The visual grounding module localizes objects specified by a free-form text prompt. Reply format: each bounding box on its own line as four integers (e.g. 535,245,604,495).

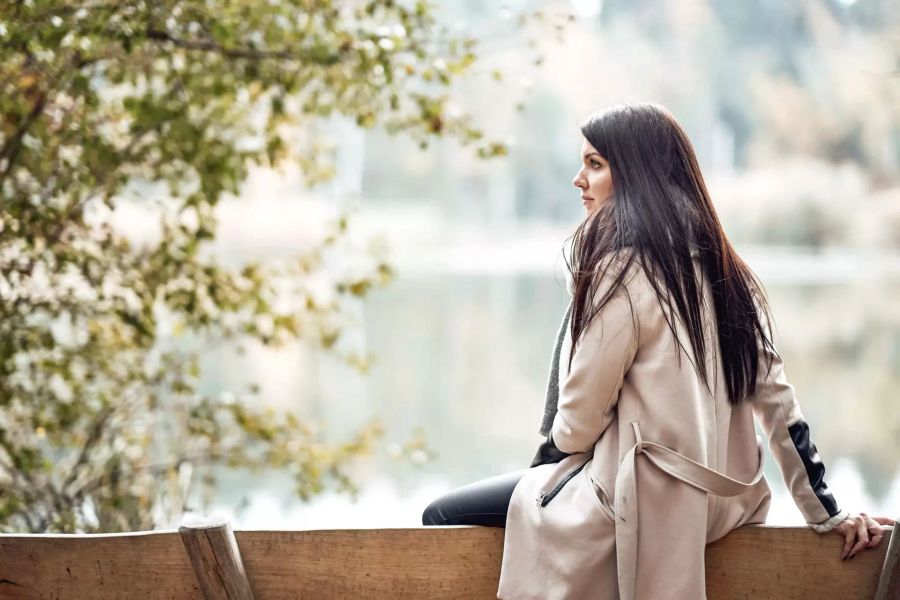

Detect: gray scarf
539,299,572,436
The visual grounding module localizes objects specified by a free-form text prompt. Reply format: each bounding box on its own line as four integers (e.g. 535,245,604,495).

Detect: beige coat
497,249,845,600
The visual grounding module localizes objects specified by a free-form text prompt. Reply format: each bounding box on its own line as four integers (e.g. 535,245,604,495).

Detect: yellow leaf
18,73,39,88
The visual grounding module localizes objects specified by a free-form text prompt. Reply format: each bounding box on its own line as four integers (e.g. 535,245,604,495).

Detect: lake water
190,236,900,531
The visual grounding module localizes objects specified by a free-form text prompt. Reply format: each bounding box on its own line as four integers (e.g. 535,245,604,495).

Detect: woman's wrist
807,509,850,533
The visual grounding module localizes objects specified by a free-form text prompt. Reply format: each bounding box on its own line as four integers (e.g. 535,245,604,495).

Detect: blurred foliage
0,0,506,532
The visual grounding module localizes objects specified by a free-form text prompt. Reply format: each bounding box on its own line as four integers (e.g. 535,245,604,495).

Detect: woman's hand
835,512,895,560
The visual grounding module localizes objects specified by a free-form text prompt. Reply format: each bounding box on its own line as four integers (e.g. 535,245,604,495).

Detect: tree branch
62,406,115,491
0,91,47,185
144,28,342,64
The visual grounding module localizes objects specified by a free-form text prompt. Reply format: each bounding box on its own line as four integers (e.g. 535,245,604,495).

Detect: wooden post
179,516,255,600
875,520,899,600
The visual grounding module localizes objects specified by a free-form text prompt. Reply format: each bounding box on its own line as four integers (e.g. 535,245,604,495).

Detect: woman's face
572,137,613,214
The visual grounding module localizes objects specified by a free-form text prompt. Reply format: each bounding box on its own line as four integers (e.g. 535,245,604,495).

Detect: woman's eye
590,160,601,168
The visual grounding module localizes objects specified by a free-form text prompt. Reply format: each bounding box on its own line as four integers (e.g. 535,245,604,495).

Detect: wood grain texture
179,517,255,600
705,524,895,600
0,522,893,599
0,529,201,599
235,526,506,599
875,519,900,600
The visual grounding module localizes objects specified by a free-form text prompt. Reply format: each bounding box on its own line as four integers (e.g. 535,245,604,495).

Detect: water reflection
198,264,899,529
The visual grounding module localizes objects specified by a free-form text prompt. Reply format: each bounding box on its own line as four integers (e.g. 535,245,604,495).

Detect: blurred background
197,0,900,528
1,0,898,533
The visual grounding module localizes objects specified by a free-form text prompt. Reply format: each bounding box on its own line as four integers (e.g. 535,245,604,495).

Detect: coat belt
613,421,765,600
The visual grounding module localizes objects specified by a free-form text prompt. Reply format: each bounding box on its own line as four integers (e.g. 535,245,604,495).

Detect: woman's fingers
865,514,892,548
866,527,883,548
835,512,895,560
840,519,857,560
847,515,870,559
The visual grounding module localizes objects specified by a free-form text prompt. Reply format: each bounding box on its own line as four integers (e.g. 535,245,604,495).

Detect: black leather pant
421,468,528,527
420,437,570,527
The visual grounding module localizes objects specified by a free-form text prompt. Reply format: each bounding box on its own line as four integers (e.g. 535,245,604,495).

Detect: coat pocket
586,470,617,522
536,454,592,507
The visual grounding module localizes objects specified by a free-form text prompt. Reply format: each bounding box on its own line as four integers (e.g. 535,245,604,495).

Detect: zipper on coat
537,461,589,507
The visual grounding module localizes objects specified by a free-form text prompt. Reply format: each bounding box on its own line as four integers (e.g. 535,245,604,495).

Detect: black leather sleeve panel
529,432,572,468
787,419,840,517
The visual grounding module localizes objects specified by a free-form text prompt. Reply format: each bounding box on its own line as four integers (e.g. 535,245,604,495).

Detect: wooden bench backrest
0,521,896,599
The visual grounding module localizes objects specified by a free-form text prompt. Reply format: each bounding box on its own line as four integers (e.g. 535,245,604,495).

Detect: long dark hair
565,103,777,407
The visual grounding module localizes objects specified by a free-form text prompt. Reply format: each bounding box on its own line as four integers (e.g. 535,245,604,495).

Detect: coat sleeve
749,310,849,532
529,434,571,468
549,258,641,454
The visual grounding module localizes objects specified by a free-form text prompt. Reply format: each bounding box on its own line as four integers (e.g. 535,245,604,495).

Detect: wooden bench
0,517,896,599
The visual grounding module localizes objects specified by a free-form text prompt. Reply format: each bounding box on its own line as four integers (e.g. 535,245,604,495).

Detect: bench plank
0,523,893,599
706,524,892,599
0,530,201,599
180,517,255,600
875,518,900,600
237,526,505,599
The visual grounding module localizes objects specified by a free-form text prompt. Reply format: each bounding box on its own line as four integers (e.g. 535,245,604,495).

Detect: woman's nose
573,171,584,189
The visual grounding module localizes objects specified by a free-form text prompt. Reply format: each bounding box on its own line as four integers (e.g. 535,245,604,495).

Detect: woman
421,103,893,599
